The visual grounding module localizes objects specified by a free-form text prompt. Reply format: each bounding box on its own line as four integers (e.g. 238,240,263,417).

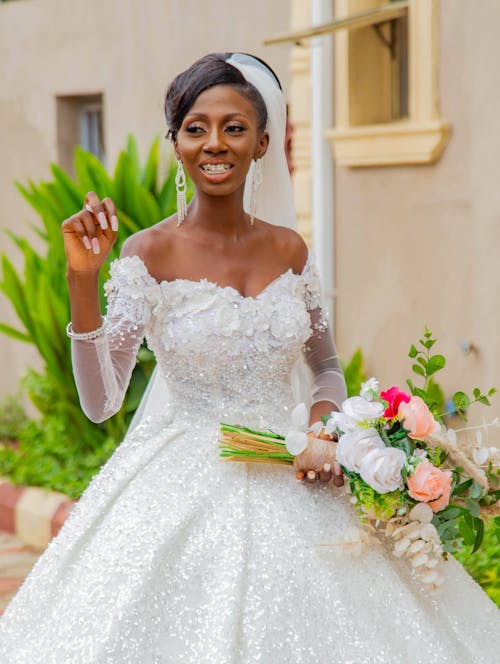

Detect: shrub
0,136,192,495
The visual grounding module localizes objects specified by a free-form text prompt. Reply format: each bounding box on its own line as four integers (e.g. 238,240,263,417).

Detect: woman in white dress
0,52,499,664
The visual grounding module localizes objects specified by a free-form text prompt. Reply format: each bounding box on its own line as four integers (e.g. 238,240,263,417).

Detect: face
174,85,269,198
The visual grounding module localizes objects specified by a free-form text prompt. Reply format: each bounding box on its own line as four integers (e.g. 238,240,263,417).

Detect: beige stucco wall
0,0,291,399
334,0,500,414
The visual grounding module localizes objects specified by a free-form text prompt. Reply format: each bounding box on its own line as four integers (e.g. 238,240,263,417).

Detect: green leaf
0,323,32,343
459,518,475,546
341,348,366,398
438,506,461,520
471,518,485,553
422,339,436,350
453,478,473,496
470,482,483,500
409,345,418,358
473,388,481,399
478,396,491,406
412,364,425,377
141,136,160,192
453,391,470,411
426,354,446,376
466,498,481,518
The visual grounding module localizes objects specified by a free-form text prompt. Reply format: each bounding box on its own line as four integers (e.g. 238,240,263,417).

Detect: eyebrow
183,112,249,122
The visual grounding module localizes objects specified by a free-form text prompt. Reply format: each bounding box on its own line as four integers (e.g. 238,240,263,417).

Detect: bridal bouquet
219,328,500,590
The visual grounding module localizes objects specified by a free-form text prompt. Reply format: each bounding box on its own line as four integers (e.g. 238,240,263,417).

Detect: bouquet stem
219,424,294,465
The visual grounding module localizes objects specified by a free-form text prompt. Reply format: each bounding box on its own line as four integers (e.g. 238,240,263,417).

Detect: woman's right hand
62,192,119,274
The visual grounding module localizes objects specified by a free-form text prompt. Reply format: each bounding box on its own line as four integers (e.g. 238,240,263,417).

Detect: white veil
129,54,312,431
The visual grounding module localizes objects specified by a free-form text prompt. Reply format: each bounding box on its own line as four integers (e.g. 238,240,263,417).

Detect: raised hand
62,192,119,274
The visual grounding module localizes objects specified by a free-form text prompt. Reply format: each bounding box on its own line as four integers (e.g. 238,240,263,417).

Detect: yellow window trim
332,0,449,167
264,1,410,46
326,120,451,167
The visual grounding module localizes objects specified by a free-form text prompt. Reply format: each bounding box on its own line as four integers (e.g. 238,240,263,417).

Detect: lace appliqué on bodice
105,254,325,426
70,252,346,427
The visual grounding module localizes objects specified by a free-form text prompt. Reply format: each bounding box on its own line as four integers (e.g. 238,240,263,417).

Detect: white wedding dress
0,252,499,664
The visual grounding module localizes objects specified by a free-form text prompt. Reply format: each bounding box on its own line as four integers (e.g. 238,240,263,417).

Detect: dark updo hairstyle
164,52,281,142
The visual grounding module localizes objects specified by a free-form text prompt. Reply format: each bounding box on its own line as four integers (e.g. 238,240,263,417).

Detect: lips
200,162,232,174
199,161,234,182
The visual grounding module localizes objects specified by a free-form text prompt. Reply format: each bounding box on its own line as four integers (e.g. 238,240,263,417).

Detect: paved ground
0,531,41,616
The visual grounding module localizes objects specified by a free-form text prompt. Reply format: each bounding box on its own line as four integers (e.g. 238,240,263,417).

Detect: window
265,0,449,167
329,0,449,166
56,94,105,173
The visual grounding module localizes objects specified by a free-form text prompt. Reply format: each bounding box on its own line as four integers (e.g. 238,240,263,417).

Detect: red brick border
0,479,75,548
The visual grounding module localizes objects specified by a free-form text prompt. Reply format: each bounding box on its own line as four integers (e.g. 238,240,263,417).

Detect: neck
184,188,250,239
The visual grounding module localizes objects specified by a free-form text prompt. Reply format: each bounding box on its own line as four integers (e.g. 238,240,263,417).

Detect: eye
225,124,247,134
184,123,205,135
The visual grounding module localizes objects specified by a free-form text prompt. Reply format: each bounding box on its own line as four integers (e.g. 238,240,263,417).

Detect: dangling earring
249,159,263,226
175,159,187,227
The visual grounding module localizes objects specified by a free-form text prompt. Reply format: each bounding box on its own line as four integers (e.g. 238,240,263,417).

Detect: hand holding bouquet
219,328,500,591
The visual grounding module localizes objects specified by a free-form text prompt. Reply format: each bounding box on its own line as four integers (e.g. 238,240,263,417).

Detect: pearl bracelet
66,317,107,340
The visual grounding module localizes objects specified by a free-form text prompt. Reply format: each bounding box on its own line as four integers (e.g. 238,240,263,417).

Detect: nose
203,126,227,153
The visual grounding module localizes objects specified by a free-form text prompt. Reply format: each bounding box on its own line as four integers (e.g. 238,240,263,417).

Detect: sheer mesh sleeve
71,256,154,423
301,253,347,411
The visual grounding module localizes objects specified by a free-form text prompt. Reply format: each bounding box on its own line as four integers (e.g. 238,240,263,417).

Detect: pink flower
380,386,411,419
406,460,453,513
398,396,440,441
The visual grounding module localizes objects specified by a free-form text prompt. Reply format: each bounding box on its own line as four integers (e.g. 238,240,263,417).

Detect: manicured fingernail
97,212,108,230
334,462,342,475
323,463,331,473
82,236,92,250
91,237,101,254
85,204,93,213
306,470,317,482
111,215,118,232
296,471,305,481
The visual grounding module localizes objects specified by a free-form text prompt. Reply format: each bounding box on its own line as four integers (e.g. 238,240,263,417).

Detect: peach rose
398,396,440,441
406,460,452,513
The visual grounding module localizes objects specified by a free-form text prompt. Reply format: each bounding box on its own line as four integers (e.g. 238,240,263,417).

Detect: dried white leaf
472,447,489,465
409,503,434,523
447,428,457,445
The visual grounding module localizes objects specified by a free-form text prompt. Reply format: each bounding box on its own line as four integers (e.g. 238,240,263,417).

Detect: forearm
67,269,102,332
309,400,338,427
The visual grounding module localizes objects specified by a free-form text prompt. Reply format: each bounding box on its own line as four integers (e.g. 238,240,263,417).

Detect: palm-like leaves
0,135,189,450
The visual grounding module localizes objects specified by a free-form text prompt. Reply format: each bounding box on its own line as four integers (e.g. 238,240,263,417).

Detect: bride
0,52,499,663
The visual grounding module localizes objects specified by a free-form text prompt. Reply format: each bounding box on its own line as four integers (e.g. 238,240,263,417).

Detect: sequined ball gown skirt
0,393,499,664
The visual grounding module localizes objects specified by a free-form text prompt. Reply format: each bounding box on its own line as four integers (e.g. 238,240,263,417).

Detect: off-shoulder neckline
112,251,312,302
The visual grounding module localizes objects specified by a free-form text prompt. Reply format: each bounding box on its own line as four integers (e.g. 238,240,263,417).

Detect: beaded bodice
104,254,324,428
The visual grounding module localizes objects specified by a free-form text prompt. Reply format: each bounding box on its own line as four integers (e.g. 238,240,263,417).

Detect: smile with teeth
201,163,233,174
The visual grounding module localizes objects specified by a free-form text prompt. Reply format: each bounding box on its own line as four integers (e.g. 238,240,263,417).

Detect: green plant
455,516,500,607
342,348,366,398
0,394,28,443
0,136,192,494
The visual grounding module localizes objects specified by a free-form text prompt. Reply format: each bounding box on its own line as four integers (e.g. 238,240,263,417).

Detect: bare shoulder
120,216,177,263
258,222,309,274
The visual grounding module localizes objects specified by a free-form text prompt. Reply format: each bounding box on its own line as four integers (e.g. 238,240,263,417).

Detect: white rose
285,403,309,455
336,428,385,473
360,377,380,402
358,447,406,494
342,396,384,423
